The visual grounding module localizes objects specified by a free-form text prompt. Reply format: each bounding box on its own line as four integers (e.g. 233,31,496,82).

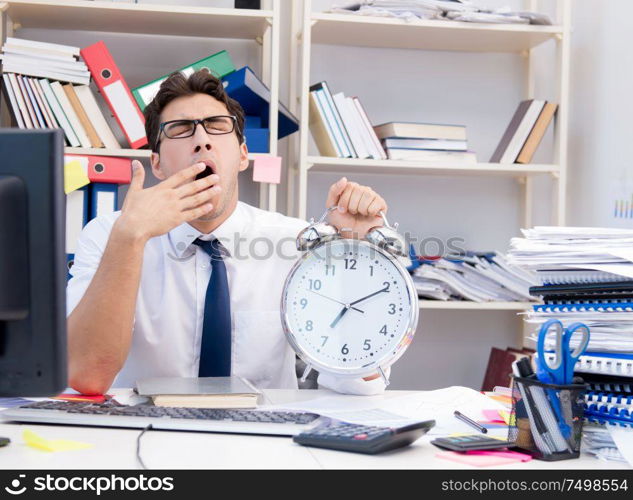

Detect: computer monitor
0,129,67,396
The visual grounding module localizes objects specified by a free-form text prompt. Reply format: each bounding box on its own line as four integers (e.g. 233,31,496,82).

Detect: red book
80,41,148,149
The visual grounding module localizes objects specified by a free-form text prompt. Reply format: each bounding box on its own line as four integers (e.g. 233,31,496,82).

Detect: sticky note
23,429,93,452
482,409,507,423
252,156,282,184
64,159,90,194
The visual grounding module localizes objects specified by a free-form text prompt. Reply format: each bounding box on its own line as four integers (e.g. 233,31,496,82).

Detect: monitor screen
0,129,67,396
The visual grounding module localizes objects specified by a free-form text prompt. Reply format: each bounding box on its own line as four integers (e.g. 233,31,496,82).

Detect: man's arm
67,161,220,394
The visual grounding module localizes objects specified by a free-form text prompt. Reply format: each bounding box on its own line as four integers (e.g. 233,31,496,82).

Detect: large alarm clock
281,207,418,385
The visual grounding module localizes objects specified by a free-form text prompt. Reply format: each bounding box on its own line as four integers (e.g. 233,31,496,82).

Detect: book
51,80,91,147
385,148,477,163
374,121,467,141
352,97,386,159
16,75,41,128
0,61,90,85
313,88,346,157
132,50,236,110
2,74,26,128
516,102,558,164
30,78,59,129
310,82,355,158
490,99,546,163
5,37,80,58
333,91,369,159
7,73,33,128
308,89,339,157
63,83,103,148
382,137,468,151
73,85,121,149
135,376,262,409
39,78,81,147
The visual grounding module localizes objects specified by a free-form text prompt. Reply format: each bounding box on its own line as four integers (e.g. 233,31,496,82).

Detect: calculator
292,420,436,455
431,435,515,452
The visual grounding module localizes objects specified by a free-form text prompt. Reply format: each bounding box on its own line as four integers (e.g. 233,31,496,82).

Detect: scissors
536,319,590,385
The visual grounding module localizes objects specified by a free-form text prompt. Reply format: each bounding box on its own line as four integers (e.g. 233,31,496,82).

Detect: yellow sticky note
64,159,90,194
23,428,93,452
499,410,512,426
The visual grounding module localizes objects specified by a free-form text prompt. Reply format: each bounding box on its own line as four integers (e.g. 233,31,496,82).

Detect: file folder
90,183,118,219
66,185,89,280
222,66,298,139
66,154,131,184
243,127,269,153
80,41,148,149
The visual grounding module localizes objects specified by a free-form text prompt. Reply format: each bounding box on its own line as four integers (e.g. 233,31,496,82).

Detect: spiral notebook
582,374,633,395
585,391,633,407
538,269,632,286
584,402,633,428
542,352,633,378
533,301,633,312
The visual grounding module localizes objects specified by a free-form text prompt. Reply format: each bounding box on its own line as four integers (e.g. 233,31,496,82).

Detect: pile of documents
509,226,633,433
330,1,552,25
410,251,537,302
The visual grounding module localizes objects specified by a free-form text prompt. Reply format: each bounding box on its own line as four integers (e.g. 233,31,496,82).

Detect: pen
454,410,487,434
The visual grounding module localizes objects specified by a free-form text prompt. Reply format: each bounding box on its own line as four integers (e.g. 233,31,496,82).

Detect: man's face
150,92,248,222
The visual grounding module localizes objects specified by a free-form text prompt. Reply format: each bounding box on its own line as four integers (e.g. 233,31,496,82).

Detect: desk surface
0,389,630,470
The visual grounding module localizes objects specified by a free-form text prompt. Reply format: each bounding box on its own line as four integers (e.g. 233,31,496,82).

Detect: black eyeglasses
156,115,237,150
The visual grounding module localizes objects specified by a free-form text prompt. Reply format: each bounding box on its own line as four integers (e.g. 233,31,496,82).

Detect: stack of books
308,81,385,159
508,226,633,430
2,38,148,150
409,249,536,302
373,121,475,163
490,99,558,164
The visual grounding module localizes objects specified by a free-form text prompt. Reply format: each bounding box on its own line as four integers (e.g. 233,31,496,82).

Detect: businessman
67,69,389,396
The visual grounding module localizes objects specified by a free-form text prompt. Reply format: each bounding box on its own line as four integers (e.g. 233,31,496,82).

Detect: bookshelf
0,0,282,211
288,0,571,315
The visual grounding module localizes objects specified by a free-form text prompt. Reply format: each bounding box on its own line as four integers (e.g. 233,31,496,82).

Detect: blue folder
223,67,298,139
244,127,269,153
89,183,118,220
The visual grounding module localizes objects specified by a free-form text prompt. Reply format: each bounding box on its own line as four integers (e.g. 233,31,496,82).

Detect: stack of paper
411,251,537,302
0,37,89,85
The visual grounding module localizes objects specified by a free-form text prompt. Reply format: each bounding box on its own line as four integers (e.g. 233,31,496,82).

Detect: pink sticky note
253,156,282,184
482,409,506,423
435,450,529,467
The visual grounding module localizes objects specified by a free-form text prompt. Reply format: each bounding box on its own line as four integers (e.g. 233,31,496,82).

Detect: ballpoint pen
454,411,487,434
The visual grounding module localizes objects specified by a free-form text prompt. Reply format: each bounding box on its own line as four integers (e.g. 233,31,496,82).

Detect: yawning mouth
195,164,214,180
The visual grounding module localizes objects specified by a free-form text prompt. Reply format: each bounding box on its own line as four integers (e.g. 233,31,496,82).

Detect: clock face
281,239,417,376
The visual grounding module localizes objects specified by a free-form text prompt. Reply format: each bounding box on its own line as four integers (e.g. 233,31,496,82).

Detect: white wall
13,0,619,390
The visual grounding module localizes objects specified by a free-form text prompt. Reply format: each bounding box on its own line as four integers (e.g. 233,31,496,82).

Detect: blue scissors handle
537,319,590,385
561,322,590,383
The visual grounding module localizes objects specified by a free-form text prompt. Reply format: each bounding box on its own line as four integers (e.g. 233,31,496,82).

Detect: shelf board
64,147,269,162
306,156,559,177
2,0,273,39
419,300,534,310
310,12,563,52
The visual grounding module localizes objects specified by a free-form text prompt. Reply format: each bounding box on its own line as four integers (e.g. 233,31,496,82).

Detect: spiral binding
533,301,633,312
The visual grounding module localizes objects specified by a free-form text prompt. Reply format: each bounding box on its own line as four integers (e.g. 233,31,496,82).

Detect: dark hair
144,69,245,152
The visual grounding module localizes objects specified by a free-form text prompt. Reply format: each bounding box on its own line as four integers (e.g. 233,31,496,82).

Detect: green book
132,50,235,110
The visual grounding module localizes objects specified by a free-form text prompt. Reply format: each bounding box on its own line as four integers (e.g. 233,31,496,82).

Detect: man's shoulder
239,202,308,236
81,210,122,240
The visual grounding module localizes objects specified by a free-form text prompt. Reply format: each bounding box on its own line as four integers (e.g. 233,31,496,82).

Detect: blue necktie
193,238,231,377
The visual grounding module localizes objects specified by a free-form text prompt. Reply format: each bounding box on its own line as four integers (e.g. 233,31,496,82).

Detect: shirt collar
168,201,247,259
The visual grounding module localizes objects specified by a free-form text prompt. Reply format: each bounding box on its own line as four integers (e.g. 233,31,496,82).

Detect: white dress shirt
67,201,388,395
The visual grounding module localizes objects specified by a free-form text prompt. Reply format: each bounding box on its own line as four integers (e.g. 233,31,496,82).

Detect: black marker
454,410,487,434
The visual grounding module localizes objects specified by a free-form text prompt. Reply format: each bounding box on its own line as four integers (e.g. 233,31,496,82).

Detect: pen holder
509,376,586,461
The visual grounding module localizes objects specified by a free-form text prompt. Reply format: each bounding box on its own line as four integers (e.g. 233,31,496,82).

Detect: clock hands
308,289,364,314
329,285,390,329
349,285,390,307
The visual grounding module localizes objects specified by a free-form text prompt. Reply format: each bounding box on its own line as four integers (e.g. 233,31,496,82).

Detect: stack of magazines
409,250,536,302
508,226,633,431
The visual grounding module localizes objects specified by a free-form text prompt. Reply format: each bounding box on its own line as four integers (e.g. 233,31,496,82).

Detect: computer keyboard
1,400,323,436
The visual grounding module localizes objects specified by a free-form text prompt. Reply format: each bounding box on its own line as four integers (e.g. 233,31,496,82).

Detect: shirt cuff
316,367,390,396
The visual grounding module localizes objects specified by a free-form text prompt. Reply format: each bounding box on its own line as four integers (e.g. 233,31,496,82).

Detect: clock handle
378,367,390,386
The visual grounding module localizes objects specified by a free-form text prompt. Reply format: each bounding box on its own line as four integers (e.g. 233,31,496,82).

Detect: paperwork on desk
266,386,508,436
412,252,536,302
583,425,632,466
